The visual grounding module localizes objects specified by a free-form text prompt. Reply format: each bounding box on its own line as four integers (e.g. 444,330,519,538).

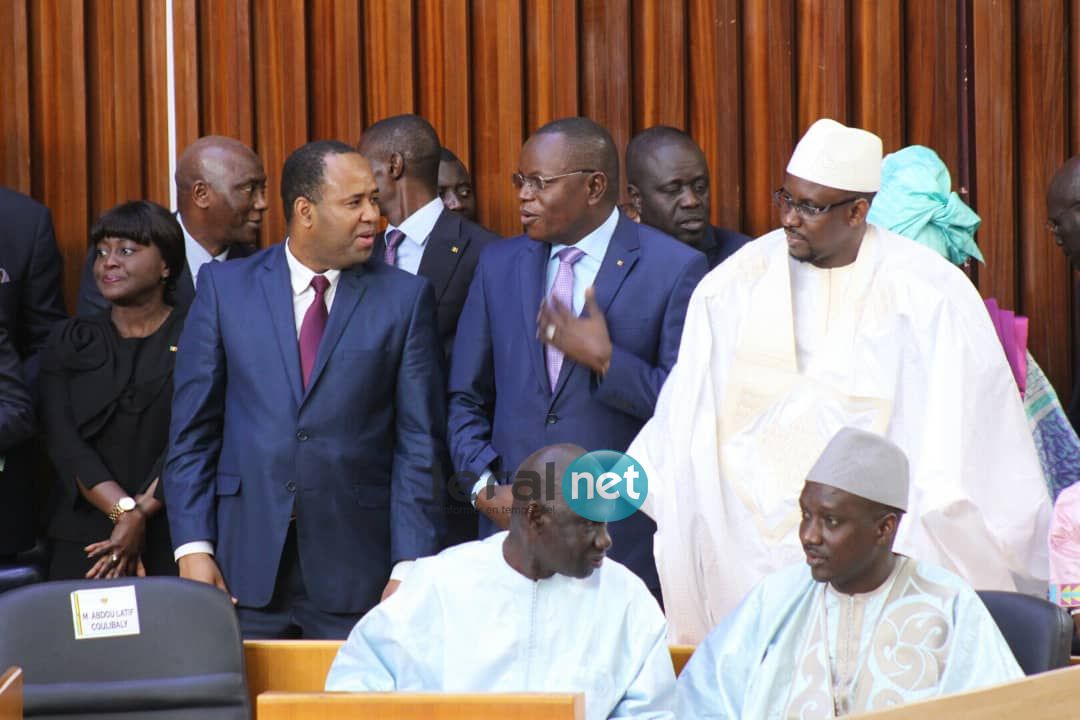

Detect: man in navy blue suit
359,115,498,357
627,126,750,270
448,117,707,600
165,140,447,638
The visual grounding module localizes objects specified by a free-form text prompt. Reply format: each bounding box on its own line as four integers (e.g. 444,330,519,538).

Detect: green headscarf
867,145,984,266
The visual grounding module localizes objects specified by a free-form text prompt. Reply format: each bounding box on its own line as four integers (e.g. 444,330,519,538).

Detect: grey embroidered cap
806,427,910,511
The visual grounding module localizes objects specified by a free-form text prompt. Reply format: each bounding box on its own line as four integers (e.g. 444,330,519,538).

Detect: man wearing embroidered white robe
628,117,1051,643
678,428,1023,719
325,443,675,720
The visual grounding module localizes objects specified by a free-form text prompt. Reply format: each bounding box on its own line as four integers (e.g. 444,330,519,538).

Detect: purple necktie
299,275,330,389
384,229,405,266
545,247,585,391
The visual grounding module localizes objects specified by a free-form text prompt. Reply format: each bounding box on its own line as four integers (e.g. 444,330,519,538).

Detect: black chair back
976,589,1073,675
0,576,250,719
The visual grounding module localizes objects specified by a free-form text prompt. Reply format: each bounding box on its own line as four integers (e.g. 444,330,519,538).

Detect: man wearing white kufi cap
628,118,1052,643
677,428,1023,719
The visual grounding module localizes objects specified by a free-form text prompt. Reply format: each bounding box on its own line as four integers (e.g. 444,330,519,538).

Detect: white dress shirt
384,197,445,275
177,214,229,289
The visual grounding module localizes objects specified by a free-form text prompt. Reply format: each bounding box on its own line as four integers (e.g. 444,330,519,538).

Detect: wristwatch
108,496,137,524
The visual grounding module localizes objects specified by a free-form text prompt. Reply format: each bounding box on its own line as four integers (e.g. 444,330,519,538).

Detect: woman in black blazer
41,201,186,580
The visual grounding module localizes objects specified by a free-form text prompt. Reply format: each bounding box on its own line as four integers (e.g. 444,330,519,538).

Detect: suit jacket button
296,430,309,441
545,413,558,425
286,482,297,492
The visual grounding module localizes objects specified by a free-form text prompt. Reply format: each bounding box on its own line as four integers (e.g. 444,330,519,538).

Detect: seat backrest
976,590,1072,675
0,577,250,719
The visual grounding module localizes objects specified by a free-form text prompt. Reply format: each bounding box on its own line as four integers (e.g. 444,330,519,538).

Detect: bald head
358,115,442,190
174,136,268,251
509,443,584,520
1047,155,1080,268
532,118,620,203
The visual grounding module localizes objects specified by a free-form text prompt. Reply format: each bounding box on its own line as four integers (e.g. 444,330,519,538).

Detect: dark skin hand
475,485,515,531
77,477,164,579
536,287,613,376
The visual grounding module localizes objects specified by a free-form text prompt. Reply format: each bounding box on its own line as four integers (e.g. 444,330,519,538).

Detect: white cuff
470,469,495,508
390,560,414,583
174,541,215,561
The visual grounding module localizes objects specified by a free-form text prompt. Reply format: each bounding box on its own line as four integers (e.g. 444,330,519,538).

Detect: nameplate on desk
70,585,141,640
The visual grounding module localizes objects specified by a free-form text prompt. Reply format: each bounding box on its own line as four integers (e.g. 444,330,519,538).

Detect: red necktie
299,275,330,388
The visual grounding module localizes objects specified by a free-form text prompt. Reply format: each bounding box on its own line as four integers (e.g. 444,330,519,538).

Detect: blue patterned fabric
1025,351,1080,501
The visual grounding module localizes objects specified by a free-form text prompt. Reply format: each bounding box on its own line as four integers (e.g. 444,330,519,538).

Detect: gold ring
545,323,556,341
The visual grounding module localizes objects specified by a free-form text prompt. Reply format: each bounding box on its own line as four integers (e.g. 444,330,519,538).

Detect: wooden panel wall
1,0,1078,401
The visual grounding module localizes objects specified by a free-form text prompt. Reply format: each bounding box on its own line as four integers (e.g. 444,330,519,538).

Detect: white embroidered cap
806,427,909,511
787,118,883,192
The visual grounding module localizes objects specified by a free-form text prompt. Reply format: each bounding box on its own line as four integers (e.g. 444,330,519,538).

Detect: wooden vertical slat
363,0,416,124
87,0,144,218
471,0,524,236
795,0,848,133
172,0,200,153
1072,0,1080,407
905,1,960,178
308,0,364,144
142,0,172,206
581,0,632,201
30,0,89,313
0,0,31,193
742,0,794,237
851,0,903,153
971,0,1017,309
633,0,686,132
524,0,578,135
689,0,743,232
1017,0,1071,395
418,0,471,161
253,0,307,246
199,0,253,144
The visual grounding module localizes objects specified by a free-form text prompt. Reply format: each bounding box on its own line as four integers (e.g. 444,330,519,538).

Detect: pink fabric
1049,482,1080,589
384,228,405,267
545,247,584,391
984,298,1028,397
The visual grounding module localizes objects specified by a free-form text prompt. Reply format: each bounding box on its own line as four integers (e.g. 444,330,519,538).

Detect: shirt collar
386,197,445,248
284,238,341,296
177,213,230,262
549,207,620,262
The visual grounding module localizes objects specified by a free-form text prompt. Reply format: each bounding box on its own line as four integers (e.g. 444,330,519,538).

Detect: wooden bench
257,691,584,719
850,664,1080,718
0,667,22,720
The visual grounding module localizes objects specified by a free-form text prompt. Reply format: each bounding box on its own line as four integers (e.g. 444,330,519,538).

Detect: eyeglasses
512,170,597,193
772,188,860,218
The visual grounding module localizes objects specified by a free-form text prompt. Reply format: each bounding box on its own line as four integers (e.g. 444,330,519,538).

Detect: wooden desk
256,691,584,720
850,665,1080,719
0,667,22,720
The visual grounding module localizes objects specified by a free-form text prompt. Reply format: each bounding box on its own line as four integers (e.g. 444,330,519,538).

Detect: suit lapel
416,209,469,302
303,265,369,401
259,246,304,407
373,231,386,262
519,240,551,395
550,216,640,404
176,262,196,308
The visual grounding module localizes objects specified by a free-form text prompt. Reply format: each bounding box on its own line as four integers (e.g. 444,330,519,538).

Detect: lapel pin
451,246,460,254
616,259,624,266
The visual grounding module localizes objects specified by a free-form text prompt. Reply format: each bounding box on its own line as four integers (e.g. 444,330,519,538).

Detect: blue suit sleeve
593,253,708,420
390,281,449,563
447,259,500,489
0,328,33,453
164,263,226,547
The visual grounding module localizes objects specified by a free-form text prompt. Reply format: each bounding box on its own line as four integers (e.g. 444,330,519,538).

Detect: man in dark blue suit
627,126,750,270
77,136,266,315
448,118,707,600
0,186,66,558
359,115,499,357
165,141,447,638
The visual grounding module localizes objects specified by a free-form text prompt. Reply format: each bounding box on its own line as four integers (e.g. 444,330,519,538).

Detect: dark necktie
299,275,330,388
384,229,405,266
